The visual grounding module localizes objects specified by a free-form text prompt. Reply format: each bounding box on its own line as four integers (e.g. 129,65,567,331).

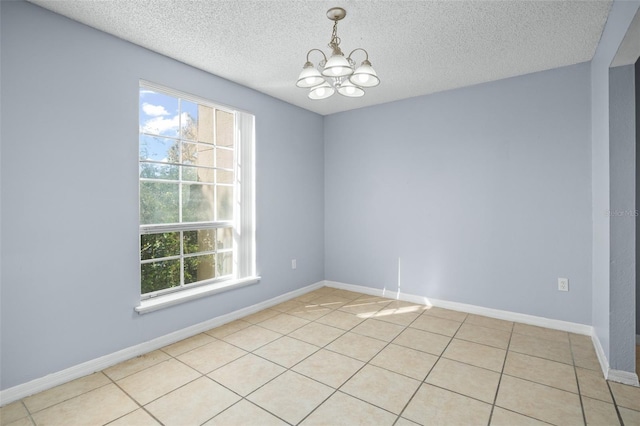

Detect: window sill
135,276,261,314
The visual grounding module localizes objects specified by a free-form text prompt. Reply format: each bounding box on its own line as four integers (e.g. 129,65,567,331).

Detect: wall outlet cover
558,278,569,292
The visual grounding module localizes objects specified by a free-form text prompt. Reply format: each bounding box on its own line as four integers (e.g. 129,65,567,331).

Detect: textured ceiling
28,0,612,116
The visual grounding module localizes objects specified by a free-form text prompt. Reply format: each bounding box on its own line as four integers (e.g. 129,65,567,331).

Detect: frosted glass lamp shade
322,55,353,77
349,61,380,87
296,63,325,88
308,82,335,100
337,80,364,97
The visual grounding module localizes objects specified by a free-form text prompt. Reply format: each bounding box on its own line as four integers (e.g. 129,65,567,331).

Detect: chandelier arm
306,48,328,64
346,48,370,61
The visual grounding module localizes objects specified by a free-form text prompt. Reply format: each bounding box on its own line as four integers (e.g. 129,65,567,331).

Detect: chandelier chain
328,19,342,55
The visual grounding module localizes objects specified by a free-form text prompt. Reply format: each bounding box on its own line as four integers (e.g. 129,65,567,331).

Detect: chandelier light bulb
296,62,325,88
309,82,335,100
350,60,380,88
322,55,354,78
337,80,364,97
352,73,371,85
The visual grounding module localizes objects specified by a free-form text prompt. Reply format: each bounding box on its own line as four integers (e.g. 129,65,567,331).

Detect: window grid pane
139,86,237,296
140,228,233,296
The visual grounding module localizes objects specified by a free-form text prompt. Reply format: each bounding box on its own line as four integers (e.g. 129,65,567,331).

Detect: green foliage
140,229,230,295
141,233,180,260
141,259,180,294
139,182,179,225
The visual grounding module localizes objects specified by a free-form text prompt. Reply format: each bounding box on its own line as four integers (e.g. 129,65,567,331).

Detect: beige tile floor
2,287,640,426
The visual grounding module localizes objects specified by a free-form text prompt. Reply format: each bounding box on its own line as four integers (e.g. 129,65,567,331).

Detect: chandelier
296,7,380,100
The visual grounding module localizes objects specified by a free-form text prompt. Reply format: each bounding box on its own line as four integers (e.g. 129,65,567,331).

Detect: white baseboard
591,332,640,386
608,369,640,386
592,333,640,386
592,333,611,379
0,281,324,406
324,280,592,335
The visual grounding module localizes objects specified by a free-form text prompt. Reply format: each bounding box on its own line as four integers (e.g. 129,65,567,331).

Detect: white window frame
136,81,258,314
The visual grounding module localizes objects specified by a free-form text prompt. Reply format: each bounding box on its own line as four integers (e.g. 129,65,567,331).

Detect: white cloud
142,112,191,135
142,102,170,117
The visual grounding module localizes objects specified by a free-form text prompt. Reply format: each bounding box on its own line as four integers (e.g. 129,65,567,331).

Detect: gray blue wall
590,0,640,365
0,1,324,390
609,64,636,372
325,63,592,324
636,58,640,344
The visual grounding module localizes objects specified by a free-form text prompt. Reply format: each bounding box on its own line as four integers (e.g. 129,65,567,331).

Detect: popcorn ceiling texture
28,0,612,115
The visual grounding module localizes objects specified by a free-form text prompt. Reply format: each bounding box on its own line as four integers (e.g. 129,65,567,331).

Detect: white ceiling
28,0,612,116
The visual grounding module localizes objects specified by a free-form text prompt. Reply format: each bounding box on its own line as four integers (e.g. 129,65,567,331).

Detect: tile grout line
91,376,161,426
486,321,515,426
504,348,579,369
16,374,134,425
606,381,626,426
20,399,36,426
423,317,509,410
295,299,402,425
314,298,435,418
397,313,578,425
327,300,431,422
115,327,293,425
223,367,293,425
405,314,511,420
160,317,299,426
18,374,111,417
498,372,591,400
496,330,591,425
391,308,465,425
208,292,388,425
568,339,589,426
110,349,206,426
161,332,220,358
204,329,311,425
202,396,294,426
242,398,294,426
306,299,395,424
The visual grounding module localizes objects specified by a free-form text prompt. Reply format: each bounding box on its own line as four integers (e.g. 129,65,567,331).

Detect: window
137,82,256,312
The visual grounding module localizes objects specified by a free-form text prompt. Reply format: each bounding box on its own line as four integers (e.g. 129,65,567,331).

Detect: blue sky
139,89,180,138
139,89,199,163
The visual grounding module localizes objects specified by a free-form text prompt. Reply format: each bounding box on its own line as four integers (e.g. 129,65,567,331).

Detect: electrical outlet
291,259,297,270
558,278,569,292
